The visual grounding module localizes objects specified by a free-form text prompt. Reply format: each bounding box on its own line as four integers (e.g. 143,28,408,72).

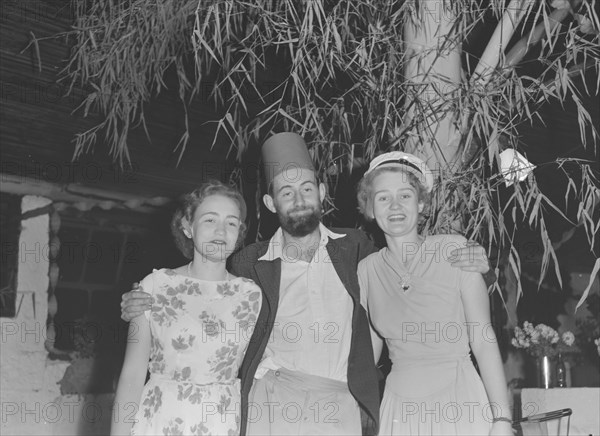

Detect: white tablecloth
521,388,600,435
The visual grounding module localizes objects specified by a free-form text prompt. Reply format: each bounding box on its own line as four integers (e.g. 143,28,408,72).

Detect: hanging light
499,149,536,187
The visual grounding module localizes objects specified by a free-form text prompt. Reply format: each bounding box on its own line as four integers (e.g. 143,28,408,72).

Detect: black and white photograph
1,1,599,435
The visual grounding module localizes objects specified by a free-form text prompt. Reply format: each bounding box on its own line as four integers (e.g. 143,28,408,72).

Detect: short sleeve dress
358,235,493,435
130,269,262,436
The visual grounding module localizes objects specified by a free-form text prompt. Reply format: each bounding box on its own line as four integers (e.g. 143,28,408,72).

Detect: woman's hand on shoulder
449,240,490,273
121,283,153,322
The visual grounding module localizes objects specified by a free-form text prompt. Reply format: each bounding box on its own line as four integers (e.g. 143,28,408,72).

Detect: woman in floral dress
112,181,262,435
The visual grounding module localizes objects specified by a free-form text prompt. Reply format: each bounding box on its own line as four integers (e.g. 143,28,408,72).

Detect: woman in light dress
112,181,262,435
357,152,513,436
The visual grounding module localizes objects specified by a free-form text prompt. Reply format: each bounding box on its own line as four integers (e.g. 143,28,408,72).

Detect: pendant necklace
383,239,424,292
398,271,412,292
382,252,412,292
187,262,229,281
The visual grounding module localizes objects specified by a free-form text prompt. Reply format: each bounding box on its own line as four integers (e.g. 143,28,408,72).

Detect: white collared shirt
255,224,354,382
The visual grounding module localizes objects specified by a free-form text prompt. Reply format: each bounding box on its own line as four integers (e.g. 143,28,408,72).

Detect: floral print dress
131,269,262,436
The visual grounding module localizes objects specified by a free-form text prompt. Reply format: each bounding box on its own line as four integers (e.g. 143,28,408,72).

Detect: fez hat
261,132,316,186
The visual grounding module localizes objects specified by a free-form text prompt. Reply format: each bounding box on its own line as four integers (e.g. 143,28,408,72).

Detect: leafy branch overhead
64,0,599,300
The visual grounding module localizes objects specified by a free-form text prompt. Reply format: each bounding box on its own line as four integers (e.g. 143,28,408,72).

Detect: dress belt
389,354,472,372
264,368,348,393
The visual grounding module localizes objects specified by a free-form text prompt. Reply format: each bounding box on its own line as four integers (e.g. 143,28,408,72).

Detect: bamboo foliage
63,0,199,162
64,0,600,299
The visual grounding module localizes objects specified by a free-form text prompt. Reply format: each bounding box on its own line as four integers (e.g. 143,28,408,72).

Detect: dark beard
279,207,322,237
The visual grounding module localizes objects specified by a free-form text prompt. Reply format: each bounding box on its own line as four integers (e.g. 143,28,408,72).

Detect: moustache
289,206,313,214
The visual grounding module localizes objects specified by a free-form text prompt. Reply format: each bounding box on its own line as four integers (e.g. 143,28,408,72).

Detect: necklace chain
398,271,411,292
383,243,423,293
187,262,229,281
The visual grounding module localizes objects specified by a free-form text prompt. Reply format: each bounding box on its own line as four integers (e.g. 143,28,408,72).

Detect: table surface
521,387,600,436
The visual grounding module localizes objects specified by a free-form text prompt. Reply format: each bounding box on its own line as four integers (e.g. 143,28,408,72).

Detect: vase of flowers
511,322,576,389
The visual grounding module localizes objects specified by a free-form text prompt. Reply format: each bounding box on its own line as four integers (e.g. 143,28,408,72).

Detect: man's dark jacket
229,228,380,436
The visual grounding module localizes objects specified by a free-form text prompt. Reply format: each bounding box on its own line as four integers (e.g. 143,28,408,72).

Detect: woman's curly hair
171,180,247,259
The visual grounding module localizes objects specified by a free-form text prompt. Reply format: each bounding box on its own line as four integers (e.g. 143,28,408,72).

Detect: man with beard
120,132,492,436
230,132,381,436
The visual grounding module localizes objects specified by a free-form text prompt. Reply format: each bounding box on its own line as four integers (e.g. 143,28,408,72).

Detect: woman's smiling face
371,170,424,239
186,194,241,262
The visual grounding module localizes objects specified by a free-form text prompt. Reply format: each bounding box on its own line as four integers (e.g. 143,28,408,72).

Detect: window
52,207,182,393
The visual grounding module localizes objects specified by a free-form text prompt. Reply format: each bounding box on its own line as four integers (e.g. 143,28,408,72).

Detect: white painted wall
1,195,117,435
0,196,71,435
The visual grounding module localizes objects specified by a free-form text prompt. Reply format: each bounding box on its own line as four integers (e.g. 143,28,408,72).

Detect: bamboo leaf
59,0,600,305
576,258,600,310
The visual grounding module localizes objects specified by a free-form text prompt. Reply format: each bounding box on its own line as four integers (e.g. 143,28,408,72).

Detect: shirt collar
258,223,346,261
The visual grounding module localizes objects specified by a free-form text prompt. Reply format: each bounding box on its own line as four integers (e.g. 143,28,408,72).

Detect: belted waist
386,354,474,398
148,372,239,387
390,353,470,370
264,368,349,393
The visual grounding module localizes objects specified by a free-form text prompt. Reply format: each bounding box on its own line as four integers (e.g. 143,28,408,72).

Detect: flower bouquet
511,321,576,357
512,322,577,388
